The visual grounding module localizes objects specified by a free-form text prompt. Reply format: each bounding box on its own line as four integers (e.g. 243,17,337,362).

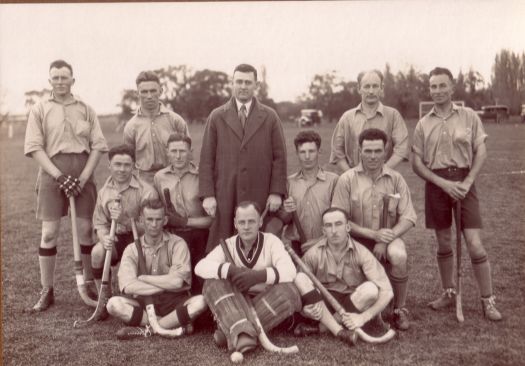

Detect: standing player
107,199,207,339
280,130,339,255
412,67,502,321
330,69,409,172
24,60,108,311
123,71,189,185
91,145,158,291
332,128,416,330
199,64,287,252
154,133,212,294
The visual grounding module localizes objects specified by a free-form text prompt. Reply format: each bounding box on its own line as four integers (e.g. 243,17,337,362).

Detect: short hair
136,71,160,86
358,128,388,147
294,130,322,150
235,200,262,216
49,60,73,75
108,144,135,162
140,198,165,215
167,133,192,149
321,207,349,222
233,64,257,81
429,67,454,83
357,69,384,86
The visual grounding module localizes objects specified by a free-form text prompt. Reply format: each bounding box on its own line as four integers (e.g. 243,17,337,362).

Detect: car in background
476,105,509,123
297,109,322,127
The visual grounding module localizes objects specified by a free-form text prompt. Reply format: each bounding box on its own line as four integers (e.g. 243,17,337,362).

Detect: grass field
2,117,525,366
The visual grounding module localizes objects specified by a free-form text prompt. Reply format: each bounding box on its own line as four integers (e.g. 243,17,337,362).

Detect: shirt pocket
74,119,91,138
454,127,472,147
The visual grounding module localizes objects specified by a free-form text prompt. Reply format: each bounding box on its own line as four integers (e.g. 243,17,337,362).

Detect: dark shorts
425,167,482,230
36,153,96,221
132,291,190,317
326,290,358,313
111,232,134,266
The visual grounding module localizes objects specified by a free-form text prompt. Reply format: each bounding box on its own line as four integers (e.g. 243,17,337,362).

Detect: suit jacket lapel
222,98,244,141
241,99,266,148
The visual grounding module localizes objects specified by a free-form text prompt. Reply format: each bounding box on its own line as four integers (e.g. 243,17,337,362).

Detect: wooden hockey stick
454,200,464,323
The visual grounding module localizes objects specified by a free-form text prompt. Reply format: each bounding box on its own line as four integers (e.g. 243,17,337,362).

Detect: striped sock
39,247,57,288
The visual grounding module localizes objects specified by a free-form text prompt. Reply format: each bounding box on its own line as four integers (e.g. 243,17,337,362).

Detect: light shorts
36,153,97,221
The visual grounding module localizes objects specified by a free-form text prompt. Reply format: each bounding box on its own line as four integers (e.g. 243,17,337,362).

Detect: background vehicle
476,105,509,123
297,109,322,127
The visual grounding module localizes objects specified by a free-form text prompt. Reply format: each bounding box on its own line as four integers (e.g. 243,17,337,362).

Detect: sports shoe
481,296,503,321
337,329,357,346
85,280,99,301
30,287,54,312
213,328,227,348
428,288,456,310
294,322,320,337
393,308,410,330
116,325,152,340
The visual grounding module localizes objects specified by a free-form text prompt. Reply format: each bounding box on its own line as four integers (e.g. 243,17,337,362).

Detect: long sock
471,255,493,297
92,266,103,291
39,247,57,288
437,250,454,289
80,244,94,281
390,274,408,309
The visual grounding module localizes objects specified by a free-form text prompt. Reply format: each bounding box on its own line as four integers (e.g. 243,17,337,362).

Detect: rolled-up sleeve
395,177,417,225
118,245,139,293
169,241,192,287
331,173,352,215
391,111,409,161
92,191,110,233
329,115,347,164
88,107,108,153
24,105,45,157
471,114,488,151
411,121,424,158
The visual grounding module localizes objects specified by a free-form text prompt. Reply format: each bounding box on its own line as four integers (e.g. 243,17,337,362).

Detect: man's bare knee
185,295,207,316
91,243,105,265
387,239,407,266
107,297,126,317
41,221,60,246
76,218,93,243
352,281,379,311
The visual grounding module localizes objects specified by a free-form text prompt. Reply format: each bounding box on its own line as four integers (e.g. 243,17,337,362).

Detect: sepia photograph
1,1,524,365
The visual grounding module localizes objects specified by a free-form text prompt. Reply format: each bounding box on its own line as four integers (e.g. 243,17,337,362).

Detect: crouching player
106,199,206,339
195,201,303,354
293,208,393,342
91,145,158,293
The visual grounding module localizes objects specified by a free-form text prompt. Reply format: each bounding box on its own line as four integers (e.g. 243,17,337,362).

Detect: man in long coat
199,63,287,252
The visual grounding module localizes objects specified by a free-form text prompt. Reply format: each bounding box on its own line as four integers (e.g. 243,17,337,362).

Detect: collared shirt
93,174,158,234
235,98,253,116
195,232,297,294
24,94,108,158
332,164,416,230
329,102,409,167
412,104,487,170
118,232,191,294
283,168,339,242
153,163,206,218
302,236,392,294
123,104,189,171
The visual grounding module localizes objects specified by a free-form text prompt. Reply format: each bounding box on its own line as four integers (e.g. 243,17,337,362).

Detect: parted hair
235,200,262,216
136,70,160,86
321,207,349,221
294,130,322,150
357,69,384,86
358,128,388,147
108,144,136,162
49,60,73,75
141,198,165,215
429,67,454,82
167,133,192,148
234,64,258,81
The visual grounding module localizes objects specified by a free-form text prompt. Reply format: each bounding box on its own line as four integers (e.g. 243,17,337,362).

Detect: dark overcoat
199,98,287,252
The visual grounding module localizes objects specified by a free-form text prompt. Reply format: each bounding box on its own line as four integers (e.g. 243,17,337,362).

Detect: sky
1,1,524,115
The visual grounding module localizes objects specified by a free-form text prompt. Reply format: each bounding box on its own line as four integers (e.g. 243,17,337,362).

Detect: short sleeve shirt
331,164,416,230
302,237,392,294
283,168,339,242
24,94,108,158
153,163,206,219
93,174,158,234
412,105,488,170
123,104,190,171
330,103,409,167
118,232,191,294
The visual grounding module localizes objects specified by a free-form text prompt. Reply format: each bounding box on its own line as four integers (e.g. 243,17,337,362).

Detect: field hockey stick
69,196,98,308
219,238,299,363
130,219,184,337
73,216,117,328
283,242,396,345
454,200,464,323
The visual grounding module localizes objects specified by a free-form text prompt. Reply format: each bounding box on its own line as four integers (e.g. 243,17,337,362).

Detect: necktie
239,104,247,129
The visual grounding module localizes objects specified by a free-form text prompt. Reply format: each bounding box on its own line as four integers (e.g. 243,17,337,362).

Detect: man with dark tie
199,64,287,253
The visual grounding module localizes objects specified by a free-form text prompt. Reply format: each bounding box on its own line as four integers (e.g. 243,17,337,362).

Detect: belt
432,167,469,173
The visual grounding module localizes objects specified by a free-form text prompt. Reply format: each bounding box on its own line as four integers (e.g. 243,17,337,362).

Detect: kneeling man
107,199,206,339
294,208,393,340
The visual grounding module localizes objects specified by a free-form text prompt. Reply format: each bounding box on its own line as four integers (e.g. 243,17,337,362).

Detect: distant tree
116,89,139,131
257,65,277,111
275,101,303,122
383,64,397,107
491,49,525,114
184,69,230,122
24,89,51,114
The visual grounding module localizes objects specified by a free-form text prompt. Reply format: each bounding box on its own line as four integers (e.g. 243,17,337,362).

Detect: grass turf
1,117,525,365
